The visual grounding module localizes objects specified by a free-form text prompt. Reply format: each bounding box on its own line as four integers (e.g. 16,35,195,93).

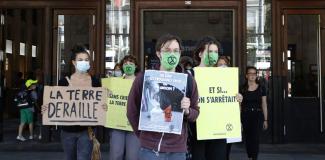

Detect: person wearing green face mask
189,36,243,160
127,34,200,160
160,51,181,71
109,55,140,160
203,51,219,67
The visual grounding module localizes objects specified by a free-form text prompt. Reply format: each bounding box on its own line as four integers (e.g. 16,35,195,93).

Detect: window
105,0,130,75
246,0,272,84
19,42,25,56
5,40,12,54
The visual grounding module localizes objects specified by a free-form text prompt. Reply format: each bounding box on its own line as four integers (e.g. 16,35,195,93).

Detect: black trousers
226,143,232,160
241,110,263,159
190,138,227,160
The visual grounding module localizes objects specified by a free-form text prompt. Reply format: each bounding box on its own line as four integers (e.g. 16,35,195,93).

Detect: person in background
127,34,199,160
215,56,236,160
240,66,268,160
109,55,140,160
14,72,25,89
16,79,38,141
113,63,123,77
180,56,195,76
215,56,230,68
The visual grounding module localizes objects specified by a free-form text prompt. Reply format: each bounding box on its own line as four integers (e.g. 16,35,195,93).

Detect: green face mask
161,52,180,71
123,64,136,76
203,51,219,67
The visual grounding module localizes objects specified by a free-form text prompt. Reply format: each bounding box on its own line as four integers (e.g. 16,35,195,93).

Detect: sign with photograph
139,70,187,135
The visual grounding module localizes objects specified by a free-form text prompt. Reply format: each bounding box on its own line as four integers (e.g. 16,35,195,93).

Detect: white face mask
76,61,90,73
114,70,122,77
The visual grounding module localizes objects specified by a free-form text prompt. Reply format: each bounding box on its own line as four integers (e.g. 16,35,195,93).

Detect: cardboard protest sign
139,70,187,135
194,67,241,140
42,86,107,126
102,77,133,131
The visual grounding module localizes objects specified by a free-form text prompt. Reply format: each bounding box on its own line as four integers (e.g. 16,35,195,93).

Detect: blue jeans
61,130,93,160
139,147,186,160
109,129,140,160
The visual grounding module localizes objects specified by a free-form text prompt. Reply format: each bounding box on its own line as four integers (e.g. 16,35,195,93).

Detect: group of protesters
35,34,268,160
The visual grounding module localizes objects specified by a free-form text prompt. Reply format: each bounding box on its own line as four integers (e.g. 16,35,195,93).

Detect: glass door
142,10,235,69
283,10,324,142
0,9,5,142
53,9,96,84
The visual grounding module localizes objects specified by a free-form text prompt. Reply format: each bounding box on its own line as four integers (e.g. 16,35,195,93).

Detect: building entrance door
133,0,245,70
0,9,5,141
142,10,235,69
53,9,97,84
282,9,325,142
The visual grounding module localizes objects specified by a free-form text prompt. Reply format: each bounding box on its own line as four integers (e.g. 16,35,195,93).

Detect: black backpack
14,90,31,109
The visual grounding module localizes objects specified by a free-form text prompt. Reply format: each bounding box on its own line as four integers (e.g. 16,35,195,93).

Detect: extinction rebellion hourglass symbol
226,123,233,132
167,56,177,65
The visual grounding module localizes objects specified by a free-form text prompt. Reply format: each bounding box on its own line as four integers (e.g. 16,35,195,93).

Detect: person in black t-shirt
240,66,268,160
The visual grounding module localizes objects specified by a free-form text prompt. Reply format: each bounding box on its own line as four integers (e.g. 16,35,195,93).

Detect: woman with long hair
190,37,240,160
240,66,268,160
190,37,242,160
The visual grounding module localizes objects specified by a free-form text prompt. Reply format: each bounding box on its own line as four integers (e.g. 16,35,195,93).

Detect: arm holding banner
126,73,143,137
184,77,199,122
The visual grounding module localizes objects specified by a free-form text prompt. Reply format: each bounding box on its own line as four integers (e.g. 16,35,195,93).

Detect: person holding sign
189,36,242,160
42,45,104,160
215,56,238,160
240,66,268,160
127,34,199,160
109,55,140,160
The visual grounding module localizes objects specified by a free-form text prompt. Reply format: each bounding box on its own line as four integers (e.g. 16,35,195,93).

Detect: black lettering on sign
217,87,222,93
48,102,56,118
96,91,102,101
93,102,98,119
87,103,91,119
199,97,205,103
81,102,87,118
55,102,62,118
209,87,215,93
66,90,75,100
63,102,69,117
82,90,89,100
75,89,80,100
50,90,63,99
89,90,95,100
71,102,77,118
120,95,128,100
110,94,119,99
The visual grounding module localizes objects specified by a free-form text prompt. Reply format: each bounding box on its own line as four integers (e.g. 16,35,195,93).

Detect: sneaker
16,136,26,141
38,135,42,140
29,135,33,140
